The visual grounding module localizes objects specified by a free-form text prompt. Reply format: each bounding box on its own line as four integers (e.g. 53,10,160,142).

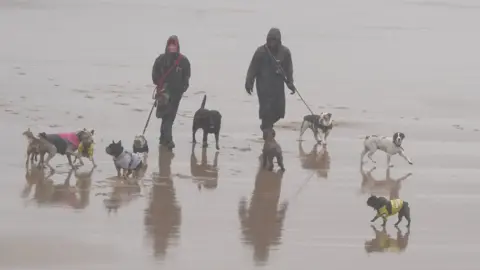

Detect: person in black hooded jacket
152,35,191,150
245,28,296,132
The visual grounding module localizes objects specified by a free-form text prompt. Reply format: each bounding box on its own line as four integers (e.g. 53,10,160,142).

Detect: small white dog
132,134,149,165
361,132,413,167
299,112,333,145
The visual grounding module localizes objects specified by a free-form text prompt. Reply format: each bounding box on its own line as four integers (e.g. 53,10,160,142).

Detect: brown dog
262,128,285,172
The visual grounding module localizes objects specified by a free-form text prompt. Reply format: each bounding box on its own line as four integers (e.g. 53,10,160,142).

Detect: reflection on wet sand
144,146,181,260
365,225,410,254
21,165,44,199
298,141,331,179
239,165,288,265
360,166,412,199
23,165,93,209
190,145,219,190
102,181,141,214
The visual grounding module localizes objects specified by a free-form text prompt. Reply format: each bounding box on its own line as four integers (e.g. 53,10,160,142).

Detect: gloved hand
245,83,253,95
287,82,296,95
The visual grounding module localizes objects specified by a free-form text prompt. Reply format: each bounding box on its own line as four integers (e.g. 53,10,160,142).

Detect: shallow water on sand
1,0,480,269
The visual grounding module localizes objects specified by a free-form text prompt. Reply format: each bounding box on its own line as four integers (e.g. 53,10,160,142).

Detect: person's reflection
298,141,331,179
144,146,181,260
364,225,410,253
360,166,412,199
190,145,219,190
31,168,93,209
239,165,288,265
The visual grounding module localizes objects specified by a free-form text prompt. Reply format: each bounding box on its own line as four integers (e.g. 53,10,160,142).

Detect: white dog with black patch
132,134,149,166
299,112,333,145
361,132,413,167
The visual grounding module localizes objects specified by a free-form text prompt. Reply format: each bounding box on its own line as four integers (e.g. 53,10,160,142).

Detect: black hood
165,35,181,53
266,28,282,45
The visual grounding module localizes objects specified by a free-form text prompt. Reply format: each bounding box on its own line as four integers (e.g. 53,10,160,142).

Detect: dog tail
200,94,207,109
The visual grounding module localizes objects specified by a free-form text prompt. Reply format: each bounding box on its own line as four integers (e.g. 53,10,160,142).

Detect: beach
1,0,480,269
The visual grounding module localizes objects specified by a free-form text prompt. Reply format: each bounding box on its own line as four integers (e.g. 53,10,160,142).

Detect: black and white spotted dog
299,112,333,145
132,134,149,166
361,132,413,167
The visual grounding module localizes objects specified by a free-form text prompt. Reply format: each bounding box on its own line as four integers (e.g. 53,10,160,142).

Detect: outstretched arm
152,55,164,85
245,48,261,91
182,56,191,92
283,48,294,84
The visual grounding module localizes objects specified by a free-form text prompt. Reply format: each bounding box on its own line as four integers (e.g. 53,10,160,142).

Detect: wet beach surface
1,0,480,269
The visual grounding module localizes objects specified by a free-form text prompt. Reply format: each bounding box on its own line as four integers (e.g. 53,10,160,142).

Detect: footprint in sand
132,108,146,112
72,89,89,94
114,102,129,106
452,124,464,130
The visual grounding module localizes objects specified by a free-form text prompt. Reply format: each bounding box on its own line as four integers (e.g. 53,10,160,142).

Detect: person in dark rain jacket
245,28,296,132
152,35,191,150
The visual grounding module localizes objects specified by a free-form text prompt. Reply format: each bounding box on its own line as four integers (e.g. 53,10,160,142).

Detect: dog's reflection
144,146,181,260
365,225,410,254
103,182,141,214
239,165,288,265
22,164,45,199
190,146,219,190
360,166,412,199
24,166,93,209
298,141,331,179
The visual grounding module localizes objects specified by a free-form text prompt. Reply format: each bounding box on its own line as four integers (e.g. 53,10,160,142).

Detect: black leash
264,45,315,115
142,96,157,136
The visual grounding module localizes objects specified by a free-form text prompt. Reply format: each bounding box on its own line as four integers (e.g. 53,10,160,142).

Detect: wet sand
1,0,480,269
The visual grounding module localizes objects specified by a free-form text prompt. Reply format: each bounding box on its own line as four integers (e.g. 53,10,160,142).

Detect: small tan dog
23,128,41,165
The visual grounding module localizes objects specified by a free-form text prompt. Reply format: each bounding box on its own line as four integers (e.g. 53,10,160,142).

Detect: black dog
192,95,222,150
105,140,145,179
366,195,411,227
262,128,285,172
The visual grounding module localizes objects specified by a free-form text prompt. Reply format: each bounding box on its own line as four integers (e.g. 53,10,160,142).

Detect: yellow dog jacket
377,199,404,218
78,142,94,158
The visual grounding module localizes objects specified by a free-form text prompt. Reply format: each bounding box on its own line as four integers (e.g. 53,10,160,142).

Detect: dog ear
90,129,95,135
118,140,122,146
112,140,115,144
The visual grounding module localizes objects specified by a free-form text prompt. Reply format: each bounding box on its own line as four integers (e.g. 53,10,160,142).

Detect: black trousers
157,96,181,144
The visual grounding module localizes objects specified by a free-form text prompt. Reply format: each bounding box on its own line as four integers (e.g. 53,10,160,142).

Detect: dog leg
90,157,97,168
299,121,308,141
360,148,369,165
367,151,377,164
399,150,413,165
202,129,208,148
403,202,411,227
214,131,220,150
44,152,55,171
192,127,197,145
67,154,75,168
314,129,322,144
116,166,122,177
387,154,393,167
381,216,387,227
394,213,403,227
25,152,30,167
324,130,330,145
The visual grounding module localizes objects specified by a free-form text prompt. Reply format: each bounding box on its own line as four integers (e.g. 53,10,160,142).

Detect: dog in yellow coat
366,195,411,227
